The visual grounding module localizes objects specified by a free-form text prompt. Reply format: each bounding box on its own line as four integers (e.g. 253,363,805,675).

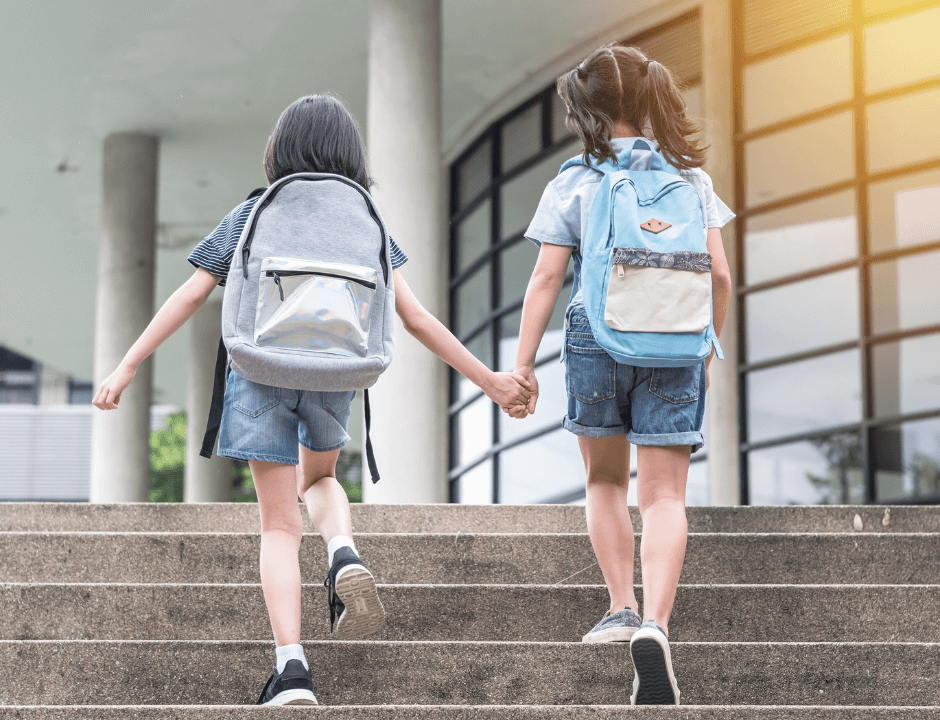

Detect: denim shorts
217,370,356,465
563,308,705,452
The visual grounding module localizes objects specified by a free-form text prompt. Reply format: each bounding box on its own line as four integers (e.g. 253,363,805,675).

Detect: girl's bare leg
251,459,305,647
635,444,691,637
579,434,639,614
296,447,350,543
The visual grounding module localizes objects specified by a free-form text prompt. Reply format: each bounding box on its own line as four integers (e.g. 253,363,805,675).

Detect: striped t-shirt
188,195,408,285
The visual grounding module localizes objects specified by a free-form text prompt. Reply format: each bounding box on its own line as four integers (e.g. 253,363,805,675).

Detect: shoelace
323,572,340,633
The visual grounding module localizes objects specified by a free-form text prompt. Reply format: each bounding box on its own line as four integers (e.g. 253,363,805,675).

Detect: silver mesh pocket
254,257,377,357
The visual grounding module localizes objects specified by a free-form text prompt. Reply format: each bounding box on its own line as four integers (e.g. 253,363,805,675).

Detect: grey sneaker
581,606,642,643
630,621,680,705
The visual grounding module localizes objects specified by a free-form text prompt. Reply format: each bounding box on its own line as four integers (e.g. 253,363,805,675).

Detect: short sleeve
698,170,735,229
524,182,581,248
187,198,258,286
389,237,408,268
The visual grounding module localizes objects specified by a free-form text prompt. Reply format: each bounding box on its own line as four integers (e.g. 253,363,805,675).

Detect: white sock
327,535,357,567
275,643,308,674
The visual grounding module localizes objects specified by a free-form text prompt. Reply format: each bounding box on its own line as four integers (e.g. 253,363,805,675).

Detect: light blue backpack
561,138,723,367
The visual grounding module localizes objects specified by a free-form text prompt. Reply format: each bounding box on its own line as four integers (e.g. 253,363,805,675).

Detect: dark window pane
456,200,491,274
747,350,862,443
457,140,491,210
501,102,542,173
868,169,940,253
453,332,492,402
867,87,940,173
454,394,492,467
498,428,585,503
499,239,538,308
873,418,940,502
872,333,940,418
501,145,578,239
744,190,857,285
747,432,864,505
870,250,940,335
745,269,859,363
455,460,493,504
454,264,491,336
745,111,854,206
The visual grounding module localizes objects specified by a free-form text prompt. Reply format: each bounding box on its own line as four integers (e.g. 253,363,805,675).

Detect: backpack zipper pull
617,264,625,279
273,273,285,301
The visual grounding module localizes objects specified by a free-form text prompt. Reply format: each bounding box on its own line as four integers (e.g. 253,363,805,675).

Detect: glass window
747,350,862,443
870,250,940,335
455,200,491,273
743,0,850,57
498,429,585,503
499,239,539,307
865,6,940,94
457,139,491,210
551,89,574,144
745,111,854,206
745,268,859,363
867,169,940,253
497,350,567,446
501,145,578,239
872,333,940,418
865,0,929,13
748,432,864,505
455,333,491,402
454,394,492,467
501,102,543,173
686,458,710,506
867,86,940,173
744,190,857,285
498,287,569,372
873,418,940,502
456,460,493,504
454,263,490,336
743,34,853,132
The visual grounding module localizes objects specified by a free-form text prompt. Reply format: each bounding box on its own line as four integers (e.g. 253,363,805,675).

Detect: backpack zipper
266,269,377,301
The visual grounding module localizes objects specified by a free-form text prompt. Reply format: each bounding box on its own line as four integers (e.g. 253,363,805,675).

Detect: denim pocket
322,390,356,422
567,344,616,404
232,374,280,417
649,365,701,404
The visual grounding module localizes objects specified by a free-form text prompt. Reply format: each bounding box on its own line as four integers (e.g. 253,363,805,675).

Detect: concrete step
1,640,938,706
2,583,938,643
0,503,934,534
3,707,940,719
2,532,937,585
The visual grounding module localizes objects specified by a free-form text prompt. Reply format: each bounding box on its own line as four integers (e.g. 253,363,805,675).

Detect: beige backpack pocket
605,247,711,334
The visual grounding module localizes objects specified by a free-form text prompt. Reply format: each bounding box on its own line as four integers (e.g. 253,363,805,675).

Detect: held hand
484,371,532,411
92,364,137,410
511,365,538,417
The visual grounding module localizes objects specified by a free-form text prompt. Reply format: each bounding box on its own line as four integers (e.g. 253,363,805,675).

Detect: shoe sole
334,564,385,640
581,626,638,643
262,689,318,706
630,629,680,705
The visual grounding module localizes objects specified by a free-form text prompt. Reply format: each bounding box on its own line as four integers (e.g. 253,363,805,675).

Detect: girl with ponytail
507,44,734,705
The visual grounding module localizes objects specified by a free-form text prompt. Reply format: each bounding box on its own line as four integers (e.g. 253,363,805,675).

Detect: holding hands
482,371,534,416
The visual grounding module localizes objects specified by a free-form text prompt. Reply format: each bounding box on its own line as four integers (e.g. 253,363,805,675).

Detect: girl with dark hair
506,46,734,705
93,94,531,705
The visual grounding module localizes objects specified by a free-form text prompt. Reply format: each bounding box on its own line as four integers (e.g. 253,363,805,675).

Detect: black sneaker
323,546,386,640
630,621,680,705
255,659,317,706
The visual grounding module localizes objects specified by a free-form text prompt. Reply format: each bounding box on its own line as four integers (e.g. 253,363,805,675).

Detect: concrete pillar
184,298,232,502
364,0,447,503
701,0,742,505
90,132,159,503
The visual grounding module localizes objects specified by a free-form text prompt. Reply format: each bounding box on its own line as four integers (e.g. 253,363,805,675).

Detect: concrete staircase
0,502,938,717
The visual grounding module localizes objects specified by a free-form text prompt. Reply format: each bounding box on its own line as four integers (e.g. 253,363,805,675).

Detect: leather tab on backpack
640,218,671,234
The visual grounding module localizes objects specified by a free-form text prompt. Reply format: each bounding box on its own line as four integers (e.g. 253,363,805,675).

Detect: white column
184,298,232,502
364,0,447,503
702,0,741,505
91,132,159,503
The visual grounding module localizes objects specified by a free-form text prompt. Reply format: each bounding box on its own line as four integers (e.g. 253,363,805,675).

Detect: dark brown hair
263,94,372,189
557,44,706,170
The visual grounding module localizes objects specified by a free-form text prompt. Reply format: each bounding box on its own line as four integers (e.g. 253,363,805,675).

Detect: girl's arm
93,268,219,410
392,268,530,410
511,243,574,418
706,227,732,389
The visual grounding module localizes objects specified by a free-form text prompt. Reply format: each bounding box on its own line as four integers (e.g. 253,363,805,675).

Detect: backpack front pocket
605,247,711,334
254,257,377,357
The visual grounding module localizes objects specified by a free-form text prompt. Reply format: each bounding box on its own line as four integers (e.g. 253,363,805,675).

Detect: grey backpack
200,172,396,482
